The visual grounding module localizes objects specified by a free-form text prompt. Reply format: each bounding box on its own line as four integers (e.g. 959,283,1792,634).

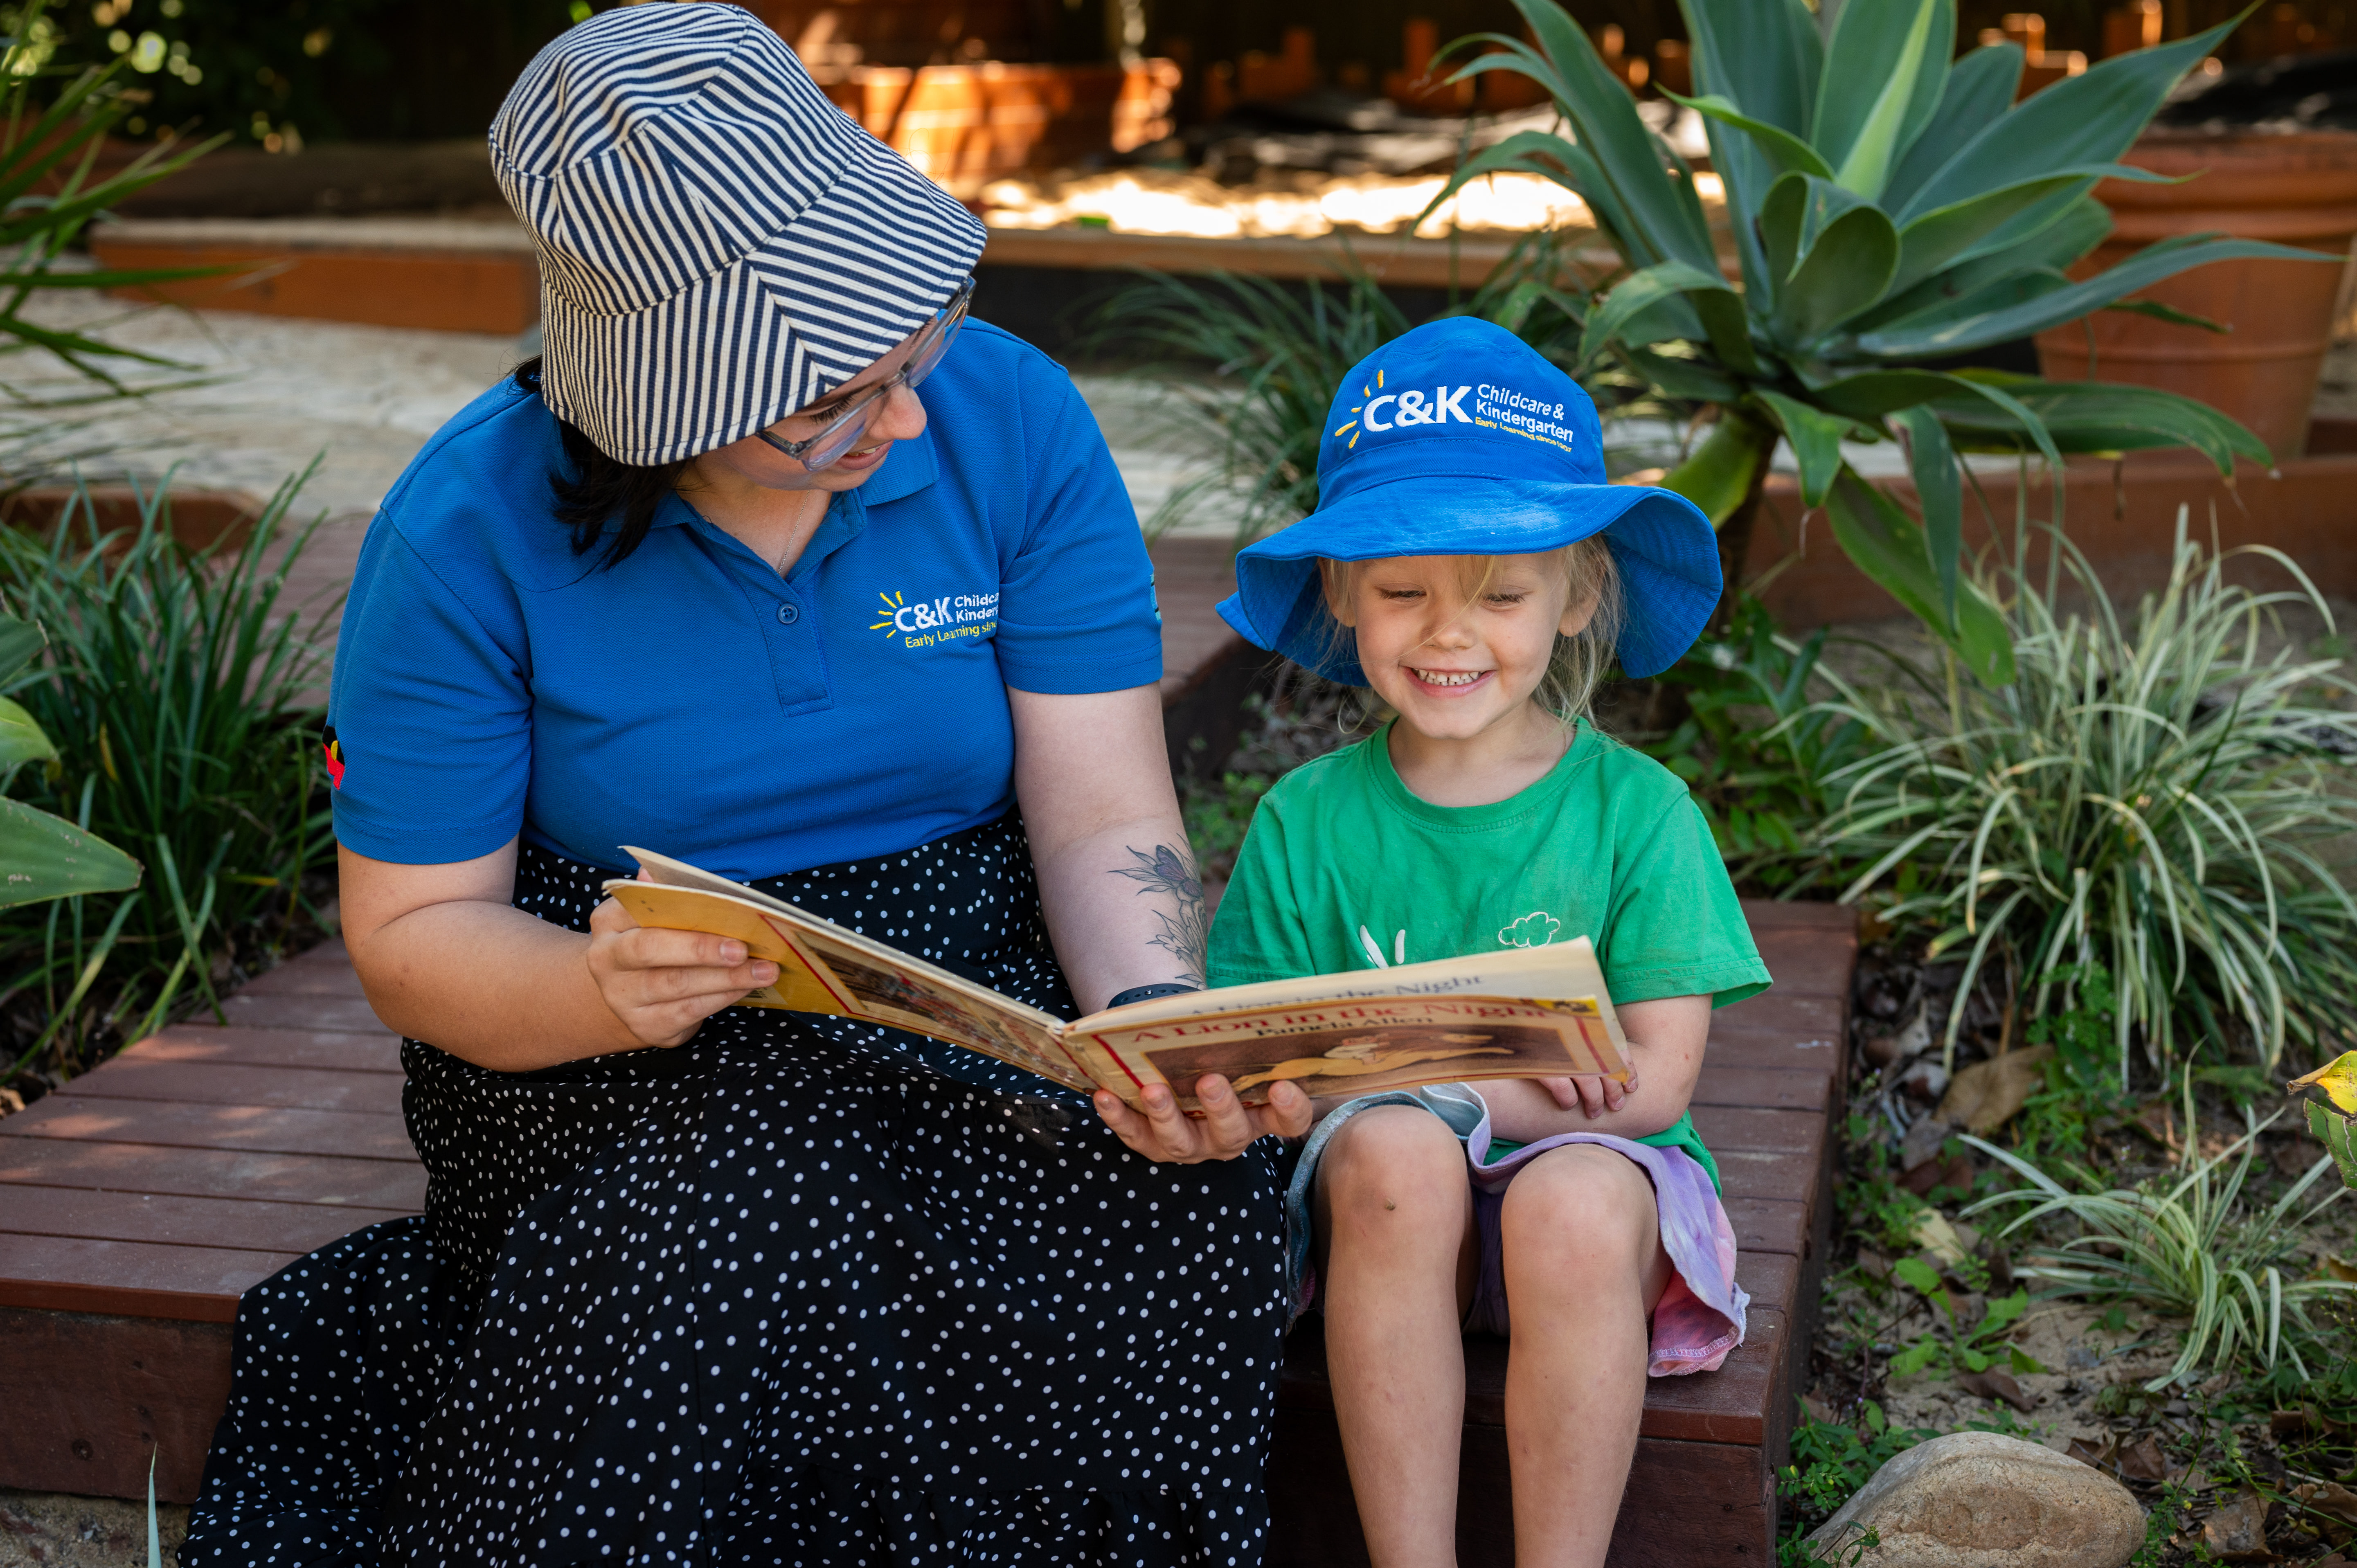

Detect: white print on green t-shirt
1357,925,1407,968
1498,911,1562,948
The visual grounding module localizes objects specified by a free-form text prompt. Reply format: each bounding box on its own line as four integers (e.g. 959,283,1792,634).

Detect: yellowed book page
1085,939,1632,1044
1077,992,1629,1112
605,881,1089,1092
606,883,849,1014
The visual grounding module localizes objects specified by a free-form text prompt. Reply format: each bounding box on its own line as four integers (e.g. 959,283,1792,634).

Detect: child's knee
1499,1145,1657,1272
1319,1106,1468,1231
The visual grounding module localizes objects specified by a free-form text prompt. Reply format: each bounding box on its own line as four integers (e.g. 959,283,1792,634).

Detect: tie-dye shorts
1283,1084,1747,1377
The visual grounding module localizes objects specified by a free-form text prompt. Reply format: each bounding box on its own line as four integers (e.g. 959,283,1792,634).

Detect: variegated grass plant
1808,514,2357,1081
1963,1117,2356,1390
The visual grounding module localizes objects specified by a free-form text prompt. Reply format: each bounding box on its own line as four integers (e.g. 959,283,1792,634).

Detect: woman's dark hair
516,356,691,569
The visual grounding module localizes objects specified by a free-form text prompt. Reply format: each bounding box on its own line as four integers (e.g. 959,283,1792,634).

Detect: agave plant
1441,0,2330,683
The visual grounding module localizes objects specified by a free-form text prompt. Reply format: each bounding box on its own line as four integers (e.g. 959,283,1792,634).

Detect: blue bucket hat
1216,318,1720,682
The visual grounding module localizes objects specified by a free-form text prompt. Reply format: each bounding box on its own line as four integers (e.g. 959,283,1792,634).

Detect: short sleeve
991,378,1163,695
1207,801,1318,987
1600,795,1771,1008
326,520,531,865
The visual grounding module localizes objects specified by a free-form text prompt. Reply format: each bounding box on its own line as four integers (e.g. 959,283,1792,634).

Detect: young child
1207,318,1772,1568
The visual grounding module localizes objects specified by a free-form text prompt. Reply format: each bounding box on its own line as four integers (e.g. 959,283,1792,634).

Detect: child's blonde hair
1316,539,1625,720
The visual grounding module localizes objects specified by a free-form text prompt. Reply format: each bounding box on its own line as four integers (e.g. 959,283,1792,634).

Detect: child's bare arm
1483,994,1710,1143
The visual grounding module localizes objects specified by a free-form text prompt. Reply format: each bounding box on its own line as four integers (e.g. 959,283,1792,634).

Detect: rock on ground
1805,1430,2145,1568
0,1489,187,1567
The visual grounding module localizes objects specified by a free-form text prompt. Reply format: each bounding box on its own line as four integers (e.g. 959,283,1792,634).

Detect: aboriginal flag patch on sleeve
320,720,344,789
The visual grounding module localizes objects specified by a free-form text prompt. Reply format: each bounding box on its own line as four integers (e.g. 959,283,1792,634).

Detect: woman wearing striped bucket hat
181,7,1304,1565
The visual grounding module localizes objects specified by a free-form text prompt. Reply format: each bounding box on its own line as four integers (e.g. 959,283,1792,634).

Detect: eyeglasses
756,277,975,471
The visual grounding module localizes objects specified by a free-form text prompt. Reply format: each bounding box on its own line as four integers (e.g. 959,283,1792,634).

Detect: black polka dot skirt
183,815,1290,1567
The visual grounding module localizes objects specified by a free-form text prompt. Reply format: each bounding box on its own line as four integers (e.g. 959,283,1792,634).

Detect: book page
1085,940,1630,1043
1074,992,1628,1111
605,879,1090,1093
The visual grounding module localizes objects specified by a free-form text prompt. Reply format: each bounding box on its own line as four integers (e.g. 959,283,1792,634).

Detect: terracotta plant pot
2033,129,2357,459
2,485,261,555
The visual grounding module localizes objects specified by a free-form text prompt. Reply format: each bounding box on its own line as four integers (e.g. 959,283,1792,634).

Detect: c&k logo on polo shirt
870,588,998,650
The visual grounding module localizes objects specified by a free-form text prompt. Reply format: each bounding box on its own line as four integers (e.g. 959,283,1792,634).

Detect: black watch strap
1105,983,1201,1010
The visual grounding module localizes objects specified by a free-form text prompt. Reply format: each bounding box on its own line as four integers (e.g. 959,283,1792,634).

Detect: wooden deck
0,900,1851,1557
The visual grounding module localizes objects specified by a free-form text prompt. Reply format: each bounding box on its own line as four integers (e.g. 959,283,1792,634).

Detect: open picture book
609,847,1632,1111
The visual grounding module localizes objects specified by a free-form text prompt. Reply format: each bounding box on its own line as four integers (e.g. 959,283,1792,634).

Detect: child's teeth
1418,669,1480,686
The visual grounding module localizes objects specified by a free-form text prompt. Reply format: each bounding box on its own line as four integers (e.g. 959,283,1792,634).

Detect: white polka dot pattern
183,815,1290,1566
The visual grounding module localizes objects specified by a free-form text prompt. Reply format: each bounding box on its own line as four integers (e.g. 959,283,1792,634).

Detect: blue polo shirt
327,322,1163,879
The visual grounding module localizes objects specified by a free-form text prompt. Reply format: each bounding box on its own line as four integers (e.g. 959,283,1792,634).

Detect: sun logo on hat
1330,367,1384,449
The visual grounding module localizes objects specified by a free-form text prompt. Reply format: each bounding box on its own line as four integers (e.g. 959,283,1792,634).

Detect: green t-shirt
1206,720,1773,1189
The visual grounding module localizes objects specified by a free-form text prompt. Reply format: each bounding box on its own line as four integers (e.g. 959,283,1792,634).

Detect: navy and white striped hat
491,2,988,465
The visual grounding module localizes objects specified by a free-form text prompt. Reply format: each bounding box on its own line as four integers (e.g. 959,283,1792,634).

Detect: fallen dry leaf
2067,1435,2116,1472
2117,1432,2172,1483
1910,1209,1972,1266
1936,1045,2054,1133
2202,1492,2273,1561
2272,1409,2314,1440
1905,1152,1978,1196
1954,1367,2036,1413
2297,1483,2357,1529
0,1085,22,1117
2325,1255,2357,1284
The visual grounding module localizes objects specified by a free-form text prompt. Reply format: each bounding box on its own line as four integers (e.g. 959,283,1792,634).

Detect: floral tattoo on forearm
1110,842,1208,988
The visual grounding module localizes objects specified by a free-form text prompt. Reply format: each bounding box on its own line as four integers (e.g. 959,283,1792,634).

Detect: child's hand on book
1537,1069,1639,1119
588,884,783,1048
1092,1075,1313,1163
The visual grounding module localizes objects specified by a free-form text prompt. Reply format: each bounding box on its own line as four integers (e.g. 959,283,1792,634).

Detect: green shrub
1812,521,2357,1076
1965,1118,2356,1389
1637,596,1875,892
0,472,333,1075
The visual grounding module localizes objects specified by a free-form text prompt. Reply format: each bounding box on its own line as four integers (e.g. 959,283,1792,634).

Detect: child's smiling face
1327,551,1596,744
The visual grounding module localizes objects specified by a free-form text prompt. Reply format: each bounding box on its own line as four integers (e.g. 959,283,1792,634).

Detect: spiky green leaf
1893,406,1962,624
0,613,42,685
1825,467,2014,684
1882,43,2024,213
1817,0,1954,200
1498,0,1718,272
1853,234,2340,359
1663,90,1832,182
0,795,142,909
1758,390,1851,508
1898,16,2241,221
1772,185,1900,344
1930,375,2267,470
0,697,55,772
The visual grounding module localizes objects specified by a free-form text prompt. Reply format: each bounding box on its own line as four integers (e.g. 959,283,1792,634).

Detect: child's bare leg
1497,1144,1673,1568
1314,1105,1480,1568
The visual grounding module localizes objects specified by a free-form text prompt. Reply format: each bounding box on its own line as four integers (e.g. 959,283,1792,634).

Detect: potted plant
1434,0,2334,681
2034,127,2357,458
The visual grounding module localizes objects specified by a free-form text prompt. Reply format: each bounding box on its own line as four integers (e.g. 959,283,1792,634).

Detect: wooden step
0,897,1852,1536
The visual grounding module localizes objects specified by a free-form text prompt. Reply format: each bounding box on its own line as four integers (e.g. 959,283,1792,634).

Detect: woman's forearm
1009,684,1204,1015
350,894,642,1071
1031,810,1206,1013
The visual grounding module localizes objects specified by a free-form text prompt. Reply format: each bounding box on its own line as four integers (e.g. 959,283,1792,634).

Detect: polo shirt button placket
777,601,800,625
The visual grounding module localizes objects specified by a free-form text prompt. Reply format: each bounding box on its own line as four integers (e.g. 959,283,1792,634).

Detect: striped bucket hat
491,2,987,465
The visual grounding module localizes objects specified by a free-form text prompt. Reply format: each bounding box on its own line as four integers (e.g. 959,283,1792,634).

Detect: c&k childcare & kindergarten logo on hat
1216,317,1724,684
1333,369,1584,455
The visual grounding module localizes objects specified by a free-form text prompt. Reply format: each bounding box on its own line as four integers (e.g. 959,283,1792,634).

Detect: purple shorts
1288,1086,1747,1377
